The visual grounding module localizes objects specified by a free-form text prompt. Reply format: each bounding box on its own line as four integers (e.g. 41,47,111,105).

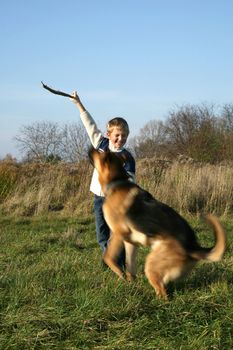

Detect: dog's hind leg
124,242,137,281
144,252,168,300
144,240,190,299
103,234,125,280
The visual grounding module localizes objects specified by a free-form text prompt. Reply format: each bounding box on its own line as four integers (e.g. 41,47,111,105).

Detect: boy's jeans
94,195,110,251
94,195,125,266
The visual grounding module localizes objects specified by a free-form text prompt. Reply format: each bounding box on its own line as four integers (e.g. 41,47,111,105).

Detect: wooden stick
41,81,74,98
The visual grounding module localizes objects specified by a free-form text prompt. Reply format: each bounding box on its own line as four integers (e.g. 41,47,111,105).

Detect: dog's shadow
123,264,232,324
167,263,232,297
129,263,232,314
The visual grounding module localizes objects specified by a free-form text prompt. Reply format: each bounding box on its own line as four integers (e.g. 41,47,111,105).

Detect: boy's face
107,127,128,150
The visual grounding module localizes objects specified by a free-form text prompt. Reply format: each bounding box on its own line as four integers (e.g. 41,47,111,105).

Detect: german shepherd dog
89,148,227,299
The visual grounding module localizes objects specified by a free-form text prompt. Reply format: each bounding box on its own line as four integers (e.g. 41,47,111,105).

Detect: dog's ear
88,147,111,167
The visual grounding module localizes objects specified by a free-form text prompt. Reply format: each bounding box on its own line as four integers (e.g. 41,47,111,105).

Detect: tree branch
41,81,74,98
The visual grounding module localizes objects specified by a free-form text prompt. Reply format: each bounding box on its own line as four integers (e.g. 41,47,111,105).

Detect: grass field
0,214,232,350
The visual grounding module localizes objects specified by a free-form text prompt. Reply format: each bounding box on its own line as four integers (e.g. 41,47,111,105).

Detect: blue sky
1,0,233,158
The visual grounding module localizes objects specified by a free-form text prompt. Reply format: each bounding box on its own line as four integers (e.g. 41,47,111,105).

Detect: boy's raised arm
70,91,86,114
70,91,102,149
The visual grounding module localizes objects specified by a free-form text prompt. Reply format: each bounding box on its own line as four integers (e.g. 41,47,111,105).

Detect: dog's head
88,147,128,189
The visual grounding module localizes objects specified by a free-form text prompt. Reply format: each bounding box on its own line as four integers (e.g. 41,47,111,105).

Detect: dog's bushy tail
190,214,227,262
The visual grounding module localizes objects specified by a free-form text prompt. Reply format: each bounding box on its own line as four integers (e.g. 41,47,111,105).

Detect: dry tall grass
137,158,233,216
0,158,232,217
0,160,92,216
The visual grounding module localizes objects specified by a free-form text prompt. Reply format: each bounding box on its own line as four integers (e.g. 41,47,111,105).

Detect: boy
70,91,135,266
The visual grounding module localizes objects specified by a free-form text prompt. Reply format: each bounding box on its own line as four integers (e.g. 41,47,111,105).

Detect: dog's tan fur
89,148,227,299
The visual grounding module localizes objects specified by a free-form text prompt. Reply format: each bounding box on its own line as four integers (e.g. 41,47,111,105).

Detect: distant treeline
3,102,233,164
129,103,233,164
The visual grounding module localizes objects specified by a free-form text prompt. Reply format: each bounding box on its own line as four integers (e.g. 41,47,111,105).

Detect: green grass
0,215,232,349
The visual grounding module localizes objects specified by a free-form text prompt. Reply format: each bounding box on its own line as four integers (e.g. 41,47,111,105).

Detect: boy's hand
70,91,81,104
70,91,86,113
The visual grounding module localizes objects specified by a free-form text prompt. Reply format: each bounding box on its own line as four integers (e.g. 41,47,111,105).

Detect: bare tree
130,103,233,163
129,120,166,158
15,121,63,162
15,121,89,163
219,104,233,161
61,122,90,162
163,103,223,162
164,104,204,154
221,104,233,132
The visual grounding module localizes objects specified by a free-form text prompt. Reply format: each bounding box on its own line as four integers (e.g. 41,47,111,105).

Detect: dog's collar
104,179,131,195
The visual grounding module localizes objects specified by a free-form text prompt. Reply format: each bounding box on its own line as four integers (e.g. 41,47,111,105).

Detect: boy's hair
107,117,129,135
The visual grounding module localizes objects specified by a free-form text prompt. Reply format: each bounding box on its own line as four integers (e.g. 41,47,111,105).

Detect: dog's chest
129,230,150,246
